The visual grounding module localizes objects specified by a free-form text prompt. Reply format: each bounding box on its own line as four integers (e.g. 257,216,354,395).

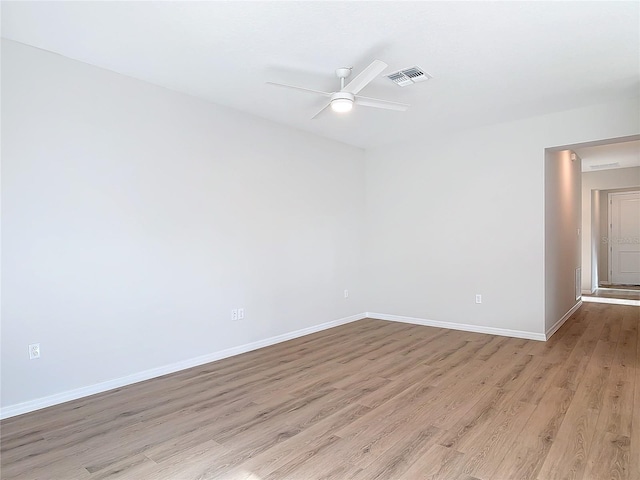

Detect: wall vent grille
589,162,620,169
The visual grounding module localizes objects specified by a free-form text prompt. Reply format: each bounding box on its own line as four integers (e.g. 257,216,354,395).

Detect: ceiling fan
267,60,410,119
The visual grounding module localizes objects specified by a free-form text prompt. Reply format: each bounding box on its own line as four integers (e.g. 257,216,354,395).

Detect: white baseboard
0,312,367,420
582,296,640,306
545,301,582,339
366,312,546,341
581,288,596,295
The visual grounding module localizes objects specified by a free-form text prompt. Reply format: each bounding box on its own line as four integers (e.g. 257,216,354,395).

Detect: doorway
608,191,640,286
577,137,640,305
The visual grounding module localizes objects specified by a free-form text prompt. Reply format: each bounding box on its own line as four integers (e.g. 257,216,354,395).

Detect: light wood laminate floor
1,302,639,479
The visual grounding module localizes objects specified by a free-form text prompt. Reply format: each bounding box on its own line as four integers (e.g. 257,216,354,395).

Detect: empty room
1,2,639,480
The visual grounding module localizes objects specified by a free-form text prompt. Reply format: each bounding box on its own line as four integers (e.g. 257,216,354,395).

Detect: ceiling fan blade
342,59,388,94
311,102,332,119
355,95,410,111
266,82,332,97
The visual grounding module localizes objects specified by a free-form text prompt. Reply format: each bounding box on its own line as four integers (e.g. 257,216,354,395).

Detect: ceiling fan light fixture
331,98,353,113
267,60,409,119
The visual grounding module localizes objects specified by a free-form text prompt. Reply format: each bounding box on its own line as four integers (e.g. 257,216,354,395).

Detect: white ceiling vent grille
385,66,432,86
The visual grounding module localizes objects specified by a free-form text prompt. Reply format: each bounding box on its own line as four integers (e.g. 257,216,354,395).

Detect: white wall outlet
475,294,482,304
231,309,238,321
238,308,245,320
344,290,349,298
29,343,40,360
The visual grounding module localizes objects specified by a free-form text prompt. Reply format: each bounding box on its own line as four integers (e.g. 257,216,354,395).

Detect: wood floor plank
610,310,639,385
331,393,441,470
1,304,637,480
144,428,228,464
86,454,158,480
535,389,599,480
584,340,618,411
456,397,537,479
398,443,465,480
123,439,227,480
257,434,344,480
515,360,563,405
438,386,519,453
347,425,443,480
595,379,634,437
482,386,574,480
221,402,372,479
583,432,632,480
0,454,91,480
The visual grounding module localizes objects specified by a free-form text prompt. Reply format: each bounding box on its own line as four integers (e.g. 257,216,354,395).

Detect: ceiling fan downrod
335,67,352,90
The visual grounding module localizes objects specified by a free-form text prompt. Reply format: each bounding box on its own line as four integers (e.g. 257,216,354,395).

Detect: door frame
608,190,640,285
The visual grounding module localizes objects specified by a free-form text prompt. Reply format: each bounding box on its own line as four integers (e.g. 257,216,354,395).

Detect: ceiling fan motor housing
335,67,352,79
331,92,355,102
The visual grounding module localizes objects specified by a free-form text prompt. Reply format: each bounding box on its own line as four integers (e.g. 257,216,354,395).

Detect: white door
609,191,640,285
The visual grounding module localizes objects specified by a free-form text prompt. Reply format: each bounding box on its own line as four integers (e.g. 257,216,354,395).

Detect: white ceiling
2,1,639,149
576,140,640,173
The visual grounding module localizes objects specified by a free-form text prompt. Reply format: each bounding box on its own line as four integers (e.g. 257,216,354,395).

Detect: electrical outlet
475,294,482,304
231,309,238,321
344,290,349,298
29,343,40,360
238,308,245,320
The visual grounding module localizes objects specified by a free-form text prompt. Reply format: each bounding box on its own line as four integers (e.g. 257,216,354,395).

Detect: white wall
3,38,640,416
1,40,366,410
592,189,601,289
544,150,581,333
364,97,639,337
581,167,640,290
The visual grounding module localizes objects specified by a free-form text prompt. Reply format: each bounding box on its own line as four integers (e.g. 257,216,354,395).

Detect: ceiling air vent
385,66,432,86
